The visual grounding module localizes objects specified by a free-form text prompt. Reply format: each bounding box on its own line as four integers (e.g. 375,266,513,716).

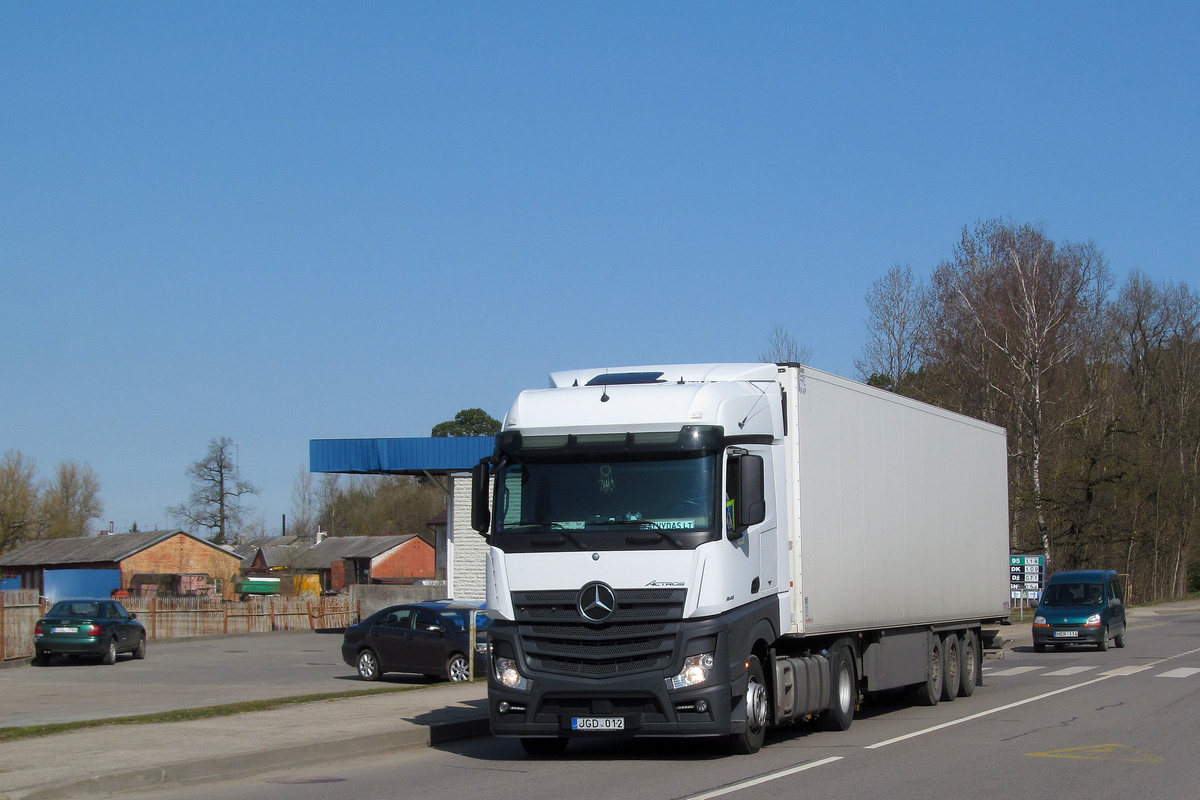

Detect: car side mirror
130,613,137,619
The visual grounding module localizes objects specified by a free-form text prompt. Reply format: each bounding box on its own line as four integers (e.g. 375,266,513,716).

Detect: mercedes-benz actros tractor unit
470,363,1010,756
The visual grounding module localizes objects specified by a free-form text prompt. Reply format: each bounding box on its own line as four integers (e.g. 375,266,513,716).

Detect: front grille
512,588,686,677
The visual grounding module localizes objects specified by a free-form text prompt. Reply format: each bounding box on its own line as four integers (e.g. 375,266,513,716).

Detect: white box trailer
473,363,1010,756
780,367,1010,636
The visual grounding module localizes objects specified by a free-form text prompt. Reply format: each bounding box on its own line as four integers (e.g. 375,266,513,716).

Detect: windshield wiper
524,524,587,550
623,525,686,549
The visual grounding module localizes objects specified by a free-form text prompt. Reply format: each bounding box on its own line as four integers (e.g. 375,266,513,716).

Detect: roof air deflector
584,371,666,387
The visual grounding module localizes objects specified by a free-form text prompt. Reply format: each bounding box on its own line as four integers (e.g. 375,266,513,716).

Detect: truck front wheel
728,655,768,754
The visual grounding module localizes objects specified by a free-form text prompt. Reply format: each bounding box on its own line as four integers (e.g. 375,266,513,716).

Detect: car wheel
1034,642,1046,653
520,738,568,757
728,655,768,754
357,649,382,681
1114,629,1126,648
101,639,117,665
446,653,471,683
133,635,147,660
32,651,50,667
1098,626,1110,652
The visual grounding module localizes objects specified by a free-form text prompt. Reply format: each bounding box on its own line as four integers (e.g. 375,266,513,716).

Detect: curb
1,717,491,800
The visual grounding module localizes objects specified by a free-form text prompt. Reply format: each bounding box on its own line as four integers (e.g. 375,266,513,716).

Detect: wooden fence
0,589,41,662
0,592,357,661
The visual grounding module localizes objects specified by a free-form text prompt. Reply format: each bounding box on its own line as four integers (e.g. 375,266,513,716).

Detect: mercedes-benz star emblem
577,581,617,623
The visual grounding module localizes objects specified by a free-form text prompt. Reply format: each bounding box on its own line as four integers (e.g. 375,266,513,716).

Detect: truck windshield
493,452,718,552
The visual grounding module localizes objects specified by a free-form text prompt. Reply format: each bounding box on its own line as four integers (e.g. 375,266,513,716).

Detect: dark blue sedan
342,601,489,682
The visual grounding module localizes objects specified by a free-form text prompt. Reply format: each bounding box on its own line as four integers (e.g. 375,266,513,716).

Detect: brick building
290,534,434,591
0,530,244,600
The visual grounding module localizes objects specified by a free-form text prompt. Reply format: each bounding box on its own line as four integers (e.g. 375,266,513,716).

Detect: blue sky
2,3,1197,535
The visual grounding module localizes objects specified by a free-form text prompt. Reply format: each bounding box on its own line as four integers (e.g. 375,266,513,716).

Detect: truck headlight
494,657,530,691
1085,614,1102,626
668,653,715,690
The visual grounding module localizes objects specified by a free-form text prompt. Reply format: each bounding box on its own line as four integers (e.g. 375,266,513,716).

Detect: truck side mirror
728,454,766,540
738,455,767,529
471,461,491,534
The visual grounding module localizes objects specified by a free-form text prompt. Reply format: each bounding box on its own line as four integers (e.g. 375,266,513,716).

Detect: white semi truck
470,363,1010,755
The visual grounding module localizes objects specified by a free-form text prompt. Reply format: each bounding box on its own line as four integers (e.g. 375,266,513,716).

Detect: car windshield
492,451,719,553
1042,582,1105,606
47,601,100,618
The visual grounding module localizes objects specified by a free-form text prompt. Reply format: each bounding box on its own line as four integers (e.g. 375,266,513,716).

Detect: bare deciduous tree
759,323,813,365
0,451,40,553
39,461,103,539
289,466,318,541
927,221,1110,561
856,264,926,390
168,437,258,546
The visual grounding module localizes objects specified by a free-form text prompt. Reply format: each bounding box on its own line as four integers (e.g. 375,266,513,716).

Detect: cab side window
1110,576,1124,603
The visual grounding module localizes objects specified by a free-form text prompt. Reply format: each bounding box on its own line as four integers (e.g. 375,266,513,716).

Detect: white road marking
987,666,1043,676
1100,665,1153,677
679,757,844,800
1042,666,1099,676
1156,667,1200,679
865,676,1112,749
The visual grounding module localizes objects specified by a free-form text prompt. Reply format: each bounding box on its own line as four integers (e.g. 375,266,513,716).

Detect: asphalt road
156,606,1200,800
0,630,431,727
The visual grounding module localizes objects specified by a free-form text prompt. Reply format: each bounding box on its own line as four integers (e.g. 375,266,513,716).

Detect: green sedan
33,599,147,666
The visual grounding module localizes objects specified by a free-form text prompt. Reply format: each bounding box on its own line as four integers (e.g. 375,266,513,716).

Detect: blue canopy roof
309,437,494,475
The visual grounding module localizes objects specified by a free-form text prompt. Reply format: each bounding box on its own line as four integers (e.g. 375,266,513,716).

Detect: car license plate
1054,630,1078,638
571,717,625,731
52,627,78,634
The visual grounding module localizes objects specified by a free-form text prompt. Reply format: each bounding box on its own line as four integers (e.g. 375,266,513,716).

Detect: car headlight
1085,614,1102,626
1033,615,1047,626
493,657,530,691
668,653,715,690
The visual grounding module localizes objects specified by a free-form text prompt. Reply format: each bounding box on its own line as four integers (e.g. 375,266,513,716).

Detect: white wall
447,472,489,601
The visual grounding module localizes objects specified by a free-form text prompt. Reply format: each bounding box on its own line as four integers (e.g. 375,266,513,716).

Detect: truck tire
939,634,959,702
958,630,978,698
908,634,942,706
728,655,768,754
818,646,855,731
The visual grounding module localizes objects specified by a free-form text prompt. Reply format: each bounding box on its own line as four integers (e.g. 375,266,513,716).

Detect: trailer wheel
908,634,942,706
939,634,959,702
728,655,768,754
818,646,855,731
958,631,978,698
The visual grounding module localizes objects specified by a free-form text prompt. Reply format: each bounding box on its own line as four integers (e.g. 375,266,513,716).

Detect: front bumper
487,616,749,740
1033,625,1104,646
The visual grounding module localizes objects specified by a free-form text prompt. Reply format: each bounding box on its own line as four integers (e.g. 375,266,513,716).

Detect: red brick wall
120,534,242,600
370,538,434,580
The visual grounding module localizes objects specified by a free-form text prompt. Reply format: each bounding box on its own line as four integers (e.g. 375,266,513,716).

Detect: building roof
309,436,494,475
0,530,238,567
290,535,424,569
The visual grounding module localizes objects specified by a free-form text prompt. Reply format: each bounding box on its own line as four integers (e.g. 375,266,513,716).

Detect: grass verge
0,685,429,744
